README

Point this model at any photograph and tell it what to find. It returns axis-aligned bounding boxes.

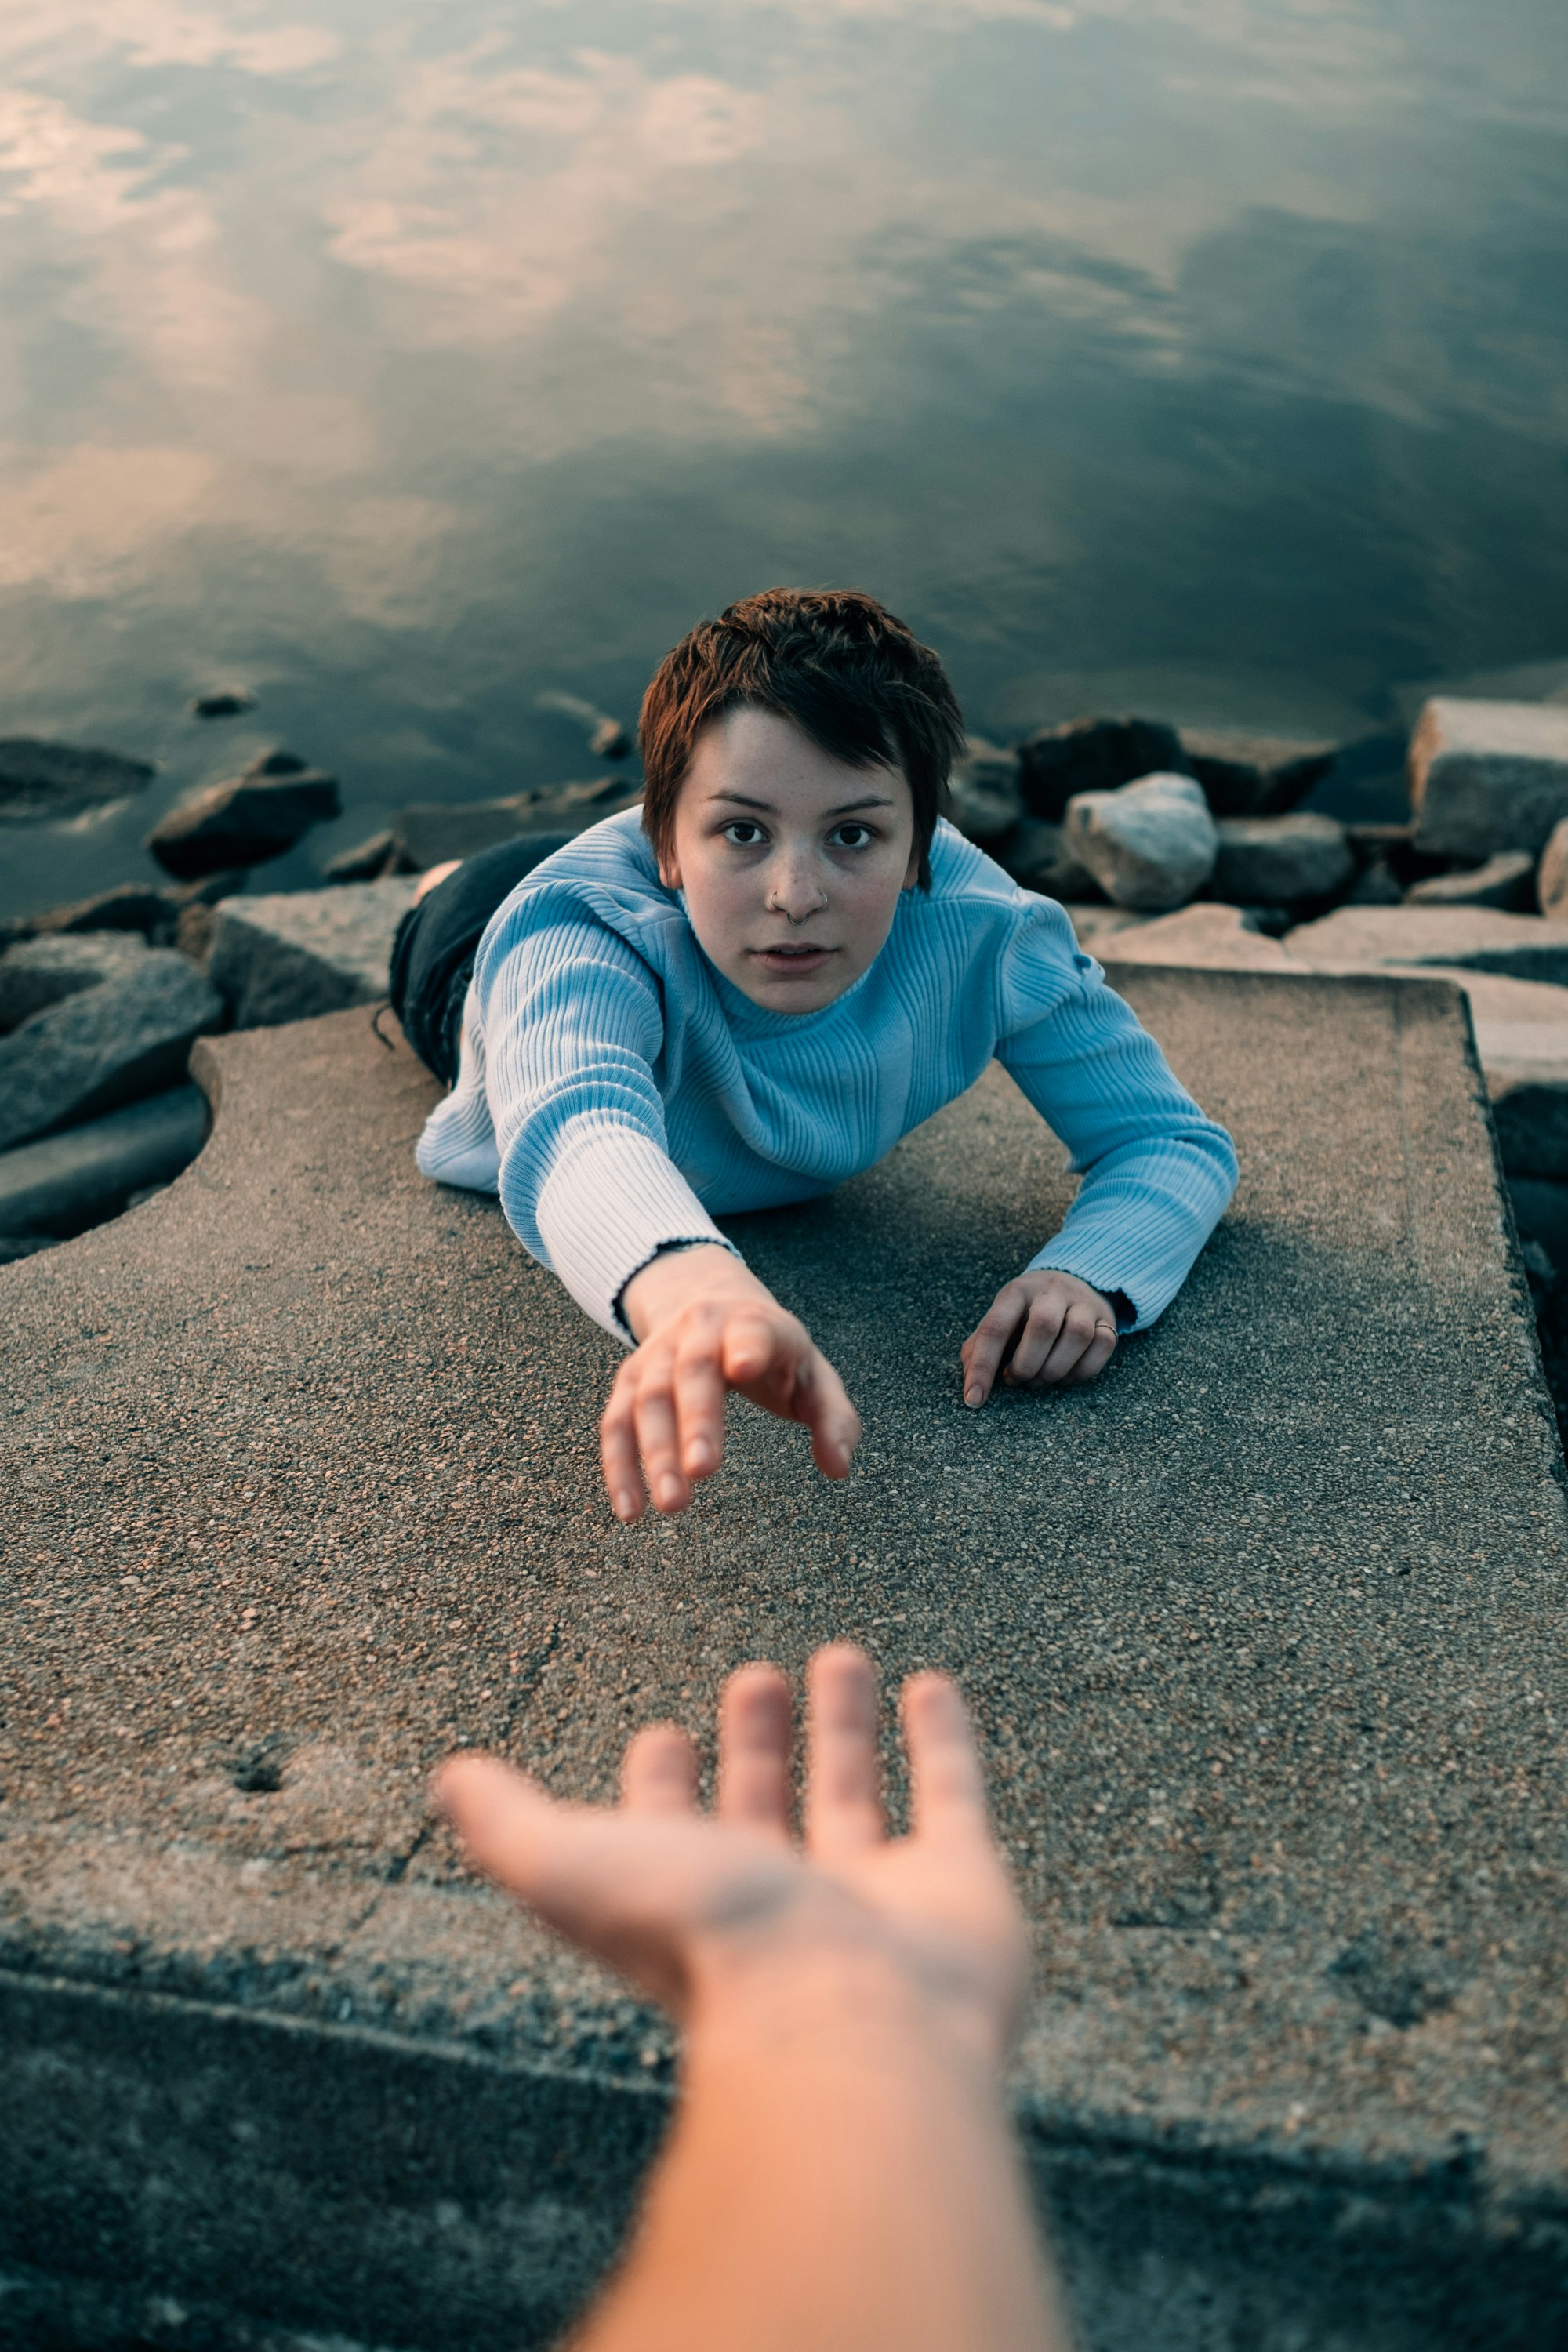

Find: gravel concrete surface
[2,971,1566,2349]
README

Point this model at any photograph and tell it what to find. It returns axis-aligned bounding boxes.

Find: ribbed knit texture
[416,809,1238,1339]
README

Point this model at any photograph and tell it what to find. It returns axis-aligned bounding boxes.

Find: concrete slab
[1286,903,1568,987]
[2,976,1567,2350]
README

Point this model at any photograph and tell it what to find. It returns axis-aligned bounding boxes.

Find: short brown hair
[638,588,965,890]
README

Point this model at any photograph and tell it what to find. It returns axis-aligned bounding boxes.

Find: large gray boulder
[1410,697,1568,860]
[0,1084,208,1238]
[0,953,222,1152]
[1178,728,1338,817]
[207,878,419,1029]
[1210,813,1353,907]
[147,750,341,880]
[1015,715,1189,821]
[1406,849,1537,911]
[0,738,154,822]
[1062,770,1218,910]
[0,931,150,1031]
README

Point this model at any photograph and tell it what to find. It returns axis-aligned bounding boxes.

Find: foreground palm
[437,1645,1027,2070]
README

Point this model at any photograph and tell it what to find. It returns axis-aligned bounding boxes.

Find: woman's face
[661,705,919,1014]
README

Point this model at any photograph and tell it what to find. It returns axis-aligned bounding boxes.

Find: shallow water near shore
[2,0,1566,916]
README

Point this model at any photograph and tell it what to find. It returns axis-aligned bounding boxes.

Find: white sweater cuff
[532,1124,738,1340]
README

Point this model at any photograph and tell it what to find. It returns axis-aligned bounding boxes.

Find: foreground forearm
[572,1954,1065,2352]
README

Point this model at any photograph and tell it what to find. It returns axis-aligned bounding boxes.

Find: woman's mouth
[750,942,836,975]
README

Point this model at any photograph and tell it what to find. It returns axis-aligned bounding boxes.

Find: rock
[1508,1177,1568,1267]
[391,779,639,871]
[1341,857,1406,907]
[1537,817,1568,920]
[1405,850,1537,911]
[946,737,1024,846]
[1410,697,1568,860]
[147,750,342,879]
[1178,729,1338,818]
[0,932,151,1031]
[0,1231,55,1262]
[0,954,222,1152]
[1097,902,1294,971]
[1210,814,1354,908]
[1062,771,1218,911]
[1003,819,1099,900]
[30,884,172,939]
[0,738,155,822]
[590,719,632,762]
[0,1084,208,1239]
[207,879,419,1029]
[189,689,256,719]
[325,830,404,884]
[1015,716,1190,822]
[1285,905,1568,990]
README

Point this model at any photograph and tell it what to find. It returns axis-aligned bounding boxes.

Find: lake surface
[3,0,1566,913]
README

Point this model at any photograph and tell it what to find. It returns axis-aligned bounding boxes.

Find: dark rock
[0,933,150,1032]
[1001,819,1099,901]
[1210,815,1354,909]
[31,884,171,939]
[0,739,155,822]
[1063,772,1218,910]
[391,779,639,872]
[1179,729,1338,818]
[0,955,223,1152]
[1015,716,1190,822]
[325,831,403,884]
[946,737,1023,846]
[189,690,256,719]
[0,1084,208,1240]
[1327,1926,1465,2031]
[1537,817,1568,920]
[1508,1178,1568,1269]
[1405,850,1537,912]
[0,1232,56,1264]
[590,720,632,763]
[147,752,341,880]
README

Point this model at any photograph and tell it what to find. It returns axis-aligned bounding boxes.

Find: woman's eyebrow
[705,789,897,815]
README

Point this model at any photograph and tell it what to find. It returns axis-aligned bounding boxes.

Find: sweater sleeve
[993,901,1238,1330]
[473,896,739,1338]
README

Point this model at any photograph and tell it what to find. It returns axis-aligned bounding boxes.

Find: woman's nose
[764,855,828,920]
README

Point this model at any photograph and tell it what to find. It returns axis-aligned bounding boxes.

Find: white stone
[1062,771,1218,911]
[1410,697,1568,860]
[208,879,420,1029]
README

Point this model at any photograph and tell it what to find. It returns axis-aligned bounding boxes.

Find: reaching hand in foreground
[960,1267,1119,1409]
[437,1649,1062,2352]
[603,1243,862,1523]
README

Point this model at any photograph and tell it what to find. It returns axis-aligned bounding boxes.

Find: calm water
[3,0,1566,913]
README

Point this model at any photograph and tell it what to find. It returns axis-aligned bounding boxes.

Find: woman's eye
[832,823,873,849]
[723,822,766,847]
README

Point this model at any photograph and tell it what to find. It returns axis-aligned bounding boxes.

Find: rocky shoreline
[5,689,1568,1421]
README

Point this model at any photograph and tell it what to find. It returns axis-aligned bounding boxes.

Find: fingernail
[687,1441,713,1472]
[657,1479,682,1508]
[965,1384,983,1407]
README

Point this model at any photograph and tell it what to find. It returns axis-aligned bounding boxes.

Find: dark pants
[388,833,574,1084]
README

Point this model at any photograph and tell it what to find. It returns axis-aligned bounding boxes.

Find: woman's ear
[658,850,682,891]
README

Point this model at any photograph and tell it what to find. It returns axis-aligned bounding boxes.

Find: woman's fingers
[622,1722,699,1813]
[960,1284,1028,1407]
[435,1751,566,1903]
[718,1663,794,1837]
[805,1644,884,1858]
[795,1349,862,1478]
[672,1330,730,1483]
[901,1672,990,1849]
[600,1373,648,1523]
[1068,1322,1118,1384]
[1007,1293,1073,1384]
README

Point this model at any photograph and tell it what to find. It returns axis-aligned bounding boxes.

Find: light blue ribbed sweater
[416,808,1237,1338]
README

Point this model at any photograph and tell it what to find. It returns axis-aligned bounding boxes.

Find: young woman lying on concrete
[393,589,1236,1523]
[437,1643,1070,2352]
